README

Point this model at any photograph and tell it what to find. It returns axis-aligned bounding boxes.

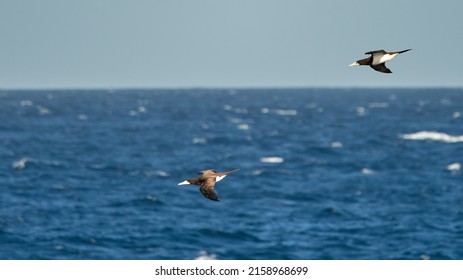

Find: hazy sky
[1,0,462,89]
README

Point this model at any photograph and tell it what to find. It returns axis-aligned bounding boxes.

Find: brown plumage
[178,169,239,201]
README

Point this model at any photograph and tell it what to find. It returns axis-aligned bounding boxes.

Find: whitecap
[420,254,431,260]
[37,106,51,115]
[399,131,463,143]
[275,109,297,116]
[138,106,147,113]
[252,170,264,175]
[192,137,207,144]
[453,112,461,119]
[12,157,32,169]
[260,157,284,164]
[223,104,232,111]
[155,171,170,177]
[361,168,374,175]
[261,108,297,116]
[356,106,366,116]
[194,250,218,260]
[144,170,169,177]
[20,100,33,106]
[331,141,343,148]
[237,123,250,130]
[261,107,269,114]
[447,163,460,174]
[146,194,157,202]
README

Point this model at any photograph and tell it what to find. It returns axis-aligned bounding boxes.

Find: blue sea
[1,88,462,260]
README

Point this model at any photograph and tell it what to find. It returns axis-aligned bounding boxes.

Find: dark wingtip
[399,49,412,54]
[365,49,386,55]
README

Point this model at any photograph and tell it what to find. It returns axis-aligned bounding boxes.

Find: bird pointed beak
[349,62,359,67]
[178,180,190,185]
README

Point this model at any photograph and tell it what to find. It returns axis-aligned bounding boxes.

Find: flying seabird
[349,49,411,73]
[178,169,239,201]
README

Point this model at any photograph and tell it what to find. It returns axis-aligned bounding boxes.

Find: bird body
[349,49,411,73]
[178,169,239,201]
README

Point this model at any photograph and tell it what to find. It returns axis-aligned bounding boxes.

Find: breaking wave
[260,157,284,163]
[399,131,463,143]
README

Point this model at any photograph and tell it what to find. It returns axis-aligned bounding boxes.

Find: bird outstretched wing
[370,63,392,73]
[215,169,240,177]
[365,50,386,55]
[200,178,219,201]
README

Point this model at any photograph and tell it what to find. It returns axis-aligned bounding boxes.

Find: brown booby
[178,169,239,201]
[349,49,411,73]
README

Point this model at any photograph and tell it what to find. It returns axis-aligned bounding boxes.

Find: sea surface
[1,88,462,260]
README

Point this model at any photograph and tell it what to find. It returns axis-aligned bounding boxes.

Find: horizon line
[1,85,462,91]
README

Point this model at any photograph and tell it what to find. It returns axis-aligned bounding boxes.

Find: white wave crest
[12,157,32,169]
[331,141,343,148]
[194,250,218,260]
[11,157,30,169]
[447,163,461,174]
[192,137,207,144]
[20,100,33,106]
[237,123,250,130]
[260,108,297,116]
[37,106,51,115]
[399,131,463,143]
[275,109,297,116]
[356,106,366,116]
[361,168,374,175]
[260,157,284,164]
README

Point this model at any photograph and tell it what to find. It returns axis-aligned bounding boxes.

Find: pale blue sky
[1,0,462,89]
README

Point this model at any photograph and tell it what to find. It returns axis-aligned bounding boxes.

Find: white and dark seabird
[349,49,411,73]
[178,169,239,201]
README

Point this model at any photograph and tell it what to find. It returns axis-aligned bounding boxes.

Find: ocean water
[1,88,462,260]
